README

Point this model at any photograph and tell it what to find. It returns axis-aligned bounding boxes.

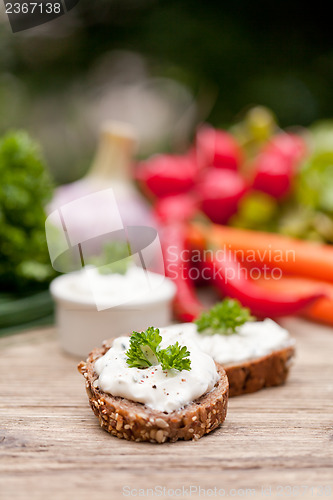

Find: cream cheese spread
[163,319,295,365]
[94,326,219,413]
[51,264,175,309]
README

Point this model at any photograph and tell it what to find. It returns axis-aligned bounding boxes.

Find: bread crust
[78,342,229,443]
[224,345,295,397]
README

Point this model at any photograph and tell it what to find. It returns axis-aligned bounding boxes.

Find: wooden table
[1,318,333,500]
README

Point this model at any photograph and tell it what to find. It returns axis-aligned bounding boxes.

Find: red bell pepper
[202,250,326,318]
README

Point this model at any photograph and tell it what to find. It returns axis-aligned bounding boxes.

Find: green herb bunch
[125,327,191,371]
[0,131,54,291]
[195,298,254,335]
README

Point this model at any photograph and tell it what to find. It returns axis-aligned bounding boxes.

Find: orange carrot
[190,223,333,283]
[186,223,206,251]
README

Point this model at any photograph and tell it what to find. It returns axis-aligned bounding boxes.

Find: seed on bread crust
[78,345,229,443]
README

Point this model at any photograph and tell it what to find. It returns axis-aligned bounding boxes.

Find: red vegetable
[252,132,307,199]
[255,274,333,326]
[160,223,204,322]
[202,250,326,318]
[153,193,199,225]
[196,125,243,170]
[136,154,197,199]
[196,169,248,224]
[252,152,293,199]
[264,132,307,169]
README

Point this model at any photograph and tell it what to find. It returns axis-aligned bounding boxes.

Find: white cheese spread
[51,264,175,309]
[94,326,219,413]
[162,319,295,365]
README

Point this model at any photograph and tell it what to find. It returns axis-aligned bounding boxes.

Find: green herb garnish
[125,327,162,369]
[87,241,132,275]
[158,342,191,371]
[195,298,254,335]
[125,327,191,371]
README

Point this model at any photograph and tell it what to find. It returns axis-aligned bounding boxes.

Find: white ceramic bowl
[50,267,176,358]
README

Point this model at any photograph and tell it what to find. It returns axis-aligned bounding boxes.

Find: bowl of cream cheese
[50,265,176,357]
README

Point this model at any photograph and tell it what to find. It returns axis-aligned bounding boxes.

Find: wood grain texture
[1,318,333,500]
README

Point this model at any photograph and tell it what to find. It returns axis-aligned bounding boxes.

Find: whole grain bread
[78,341,229,443]
[224,345,295,397]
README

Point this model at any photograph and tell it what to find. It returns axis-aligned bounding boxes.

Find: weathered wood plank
[1,318,333,499]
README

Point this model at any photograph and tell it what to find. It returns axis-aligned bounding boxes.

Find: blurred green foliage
[0,131,55,291]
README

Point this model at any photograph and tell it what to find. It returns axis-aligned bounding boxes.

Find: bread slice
[224,345,295,397]
[78,340,229,443]
[161,321,295,398]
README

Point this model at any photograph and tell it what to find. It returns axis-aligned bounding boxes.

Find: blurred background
[1,0,333,333]
[1,0,333,182]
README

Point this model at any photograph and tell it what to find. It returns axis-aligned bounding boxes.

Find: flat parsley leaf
[195,298,254,335]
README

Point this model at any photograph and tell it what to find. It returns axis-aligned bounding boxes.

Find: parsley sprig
[125,327,162,369]
[125,327,191,371]
[88,241,132,275]
[195,298,254,335]
[158,342,191,371]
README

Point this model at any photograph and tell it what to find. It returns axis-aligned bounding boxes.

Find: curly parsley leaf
[195,298,254,335]
[158,342,191,371]
[125,327,162,368]
[125,327,191,371]
[87,241,132,275]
